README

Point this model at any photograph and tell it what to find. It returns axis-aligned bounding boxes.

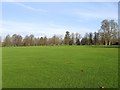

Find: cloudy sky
[1,2,118,38]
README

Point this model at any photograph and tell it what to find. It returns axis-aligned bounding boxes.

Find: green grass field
[2,46,118,88]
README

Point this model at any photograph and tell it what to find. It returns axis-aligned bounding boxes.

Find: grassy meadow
[2,46,118,88]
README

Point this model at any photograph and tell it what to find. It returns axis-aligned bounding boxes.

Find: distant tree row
[1,19,119,47]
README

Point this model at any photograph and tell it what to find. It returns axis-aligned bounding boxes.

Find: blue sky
[1,2,118,38]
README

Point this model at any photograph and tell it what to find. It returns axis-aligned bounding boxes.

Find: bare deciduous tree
[99,19,118,45]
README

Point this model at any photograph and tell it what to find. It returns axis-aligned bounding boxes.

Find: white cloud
[67,3,118,21]
[76,11,117,20]
[14,2,48,12]
[1,20,93,38]
[1,20,71,38]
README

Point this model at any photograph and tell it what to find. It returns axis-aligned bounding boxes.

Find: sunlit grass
[2,46,118,88]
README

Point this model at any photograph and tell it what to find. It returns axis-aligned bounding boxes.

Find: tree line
[2,19,119,47]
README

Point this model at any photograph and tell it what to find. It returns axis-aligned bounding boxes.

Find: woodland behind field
[1,19,119,47]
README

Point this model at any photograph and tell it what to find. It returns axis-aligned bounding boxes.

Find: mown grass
[2,46,118,88]
[0,47,2,89]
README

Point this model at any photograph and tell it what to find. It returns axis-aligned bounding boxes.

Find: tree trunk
[105,41,108,45]
[109,41,111,46]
